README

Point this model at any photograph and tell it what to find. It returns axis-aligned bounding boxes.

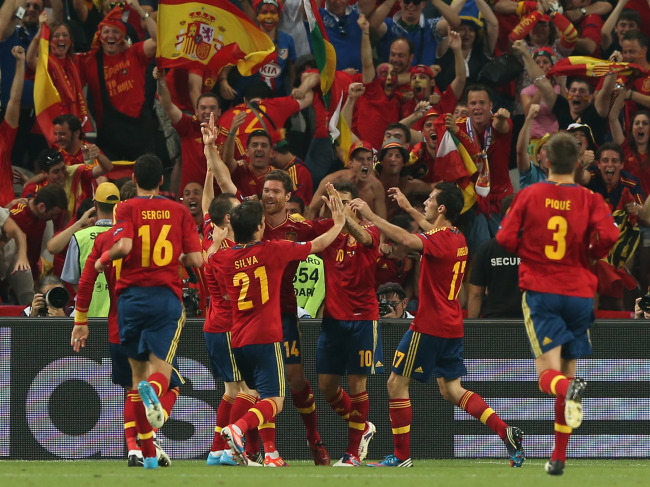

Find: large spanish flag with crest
[157,0,276,75]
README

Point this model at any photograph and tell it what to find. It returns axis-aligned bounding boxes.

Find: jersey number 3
[545,215,567,260]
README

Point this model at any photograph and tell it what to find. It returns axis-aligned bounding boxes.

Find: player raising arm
[350,182,525,468]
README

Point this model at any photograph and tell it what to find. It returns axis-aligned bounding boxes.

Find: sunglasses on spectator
[403,0,424,5]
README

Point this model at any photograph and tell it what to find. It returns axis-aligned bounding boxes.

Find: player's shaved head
[546,133,579,175]
[230,200,264,243]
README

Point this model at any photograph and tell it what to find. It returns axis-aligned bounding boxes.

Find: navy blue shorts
[232,343,286,399]
[281,313,303,365]
[204,331,242,383]
[109,343,183,389]
[522,290,594,359]
[118,286,184,364]
[391,329,467,382]
[316,317,384,376]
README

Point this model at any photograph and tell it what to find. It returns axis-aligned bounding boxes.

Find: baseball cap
[567,123,598,150]
[94,182,120,204]
[348,140,374,161]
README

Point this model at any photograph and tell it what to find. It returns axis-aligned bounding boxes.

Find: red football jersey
[0,120,17,207]
[79,43,150,124]
[211,239,312,347]
[412,227,468,338]
[263,213,316,314]
[497,181,619,298]
[231,162,271,198]
[311,219,380,320]
[112,196,202,300]
[76,230,120,343]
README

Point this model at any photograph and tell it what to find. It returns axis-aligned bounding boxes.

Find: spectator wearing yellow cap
[61,182,120,317]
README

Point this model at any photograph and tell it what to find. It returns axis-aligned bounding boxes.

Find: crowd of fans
[2,0,650,317]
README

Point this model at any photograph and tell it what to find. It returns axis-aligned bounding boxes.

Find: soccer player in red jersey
[310,181,383,467]
[95,154,203,469]
[350,182,526,468]
[213,188,345,467]
[497,133,619,476]
[261,169,329,465]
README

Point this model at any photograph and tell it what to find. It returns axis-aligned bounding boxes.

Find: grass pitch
[0,459,647,487]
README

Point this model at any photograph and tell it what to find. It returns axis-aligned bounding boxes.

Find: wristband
[228,131,237,136]
[534,74,546,83]
[99,250,111,267]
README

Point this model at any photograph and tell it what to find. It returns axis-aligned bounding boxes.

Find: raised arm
[223,111,246,172]
[349,197,424,251]
[609,88,626,146]
[475,0,498,56]
[512,40,559,109]
[448,29,466,100]
[46,206,96,254]
[0,0,22,42]
[594,72,616,118]
[433,0,461,33]
[26,11,47,72]
[601,0,629,52]
[358,14,375,85]
[368,0,394,35]
[516,104,538,174]
[203,112,238,195]
[90,146,113,177]
[389,187,433,231]
[341,82,364,144]
[309,184,346,253]
[5,46,26,128]
[153,67,182,124]
[128,0,157,57]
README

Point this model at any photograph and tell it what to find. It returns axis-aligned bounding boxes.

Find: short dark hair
[76,198,94,220]
[619,9,642,28]
[34,183,68,211]
[52,113,82,134]
[596,142,625,163]
[133,154,163,190]
[37,149,64,173]
[567,77,594,94]
[230,200,264,243]
[247,130,272,148]
[546,132,579,174]
[119,180,137,201]
[622,29,648,49]
[389,213,414,232]
[391,36,415,56]
[288,195,305,214]
[384,122,411,144]
[434,181,464,224]
[377,282,407,301]
[209,193,239,226]
[264,169,293,194]
[243,81,273,101]
[466,84,493,101]
[333,180,359,199]
[197,91,220,108]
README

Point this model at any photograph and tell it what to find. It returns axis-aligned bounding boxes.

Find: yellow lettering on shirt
[457,246,468,257]
[544,198,571,211]
[141,210,171,220]
[234,256,259,270]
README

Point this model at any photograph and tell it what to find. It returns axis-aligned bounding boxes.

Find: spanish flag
[435,128,477,214]
[34,23,64,147]
[303,0,336,106]
[157,0,276,75]
[547,57,648,78]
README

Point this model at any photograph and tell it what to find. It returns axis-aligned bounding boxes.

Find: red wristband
[100,250,111,267]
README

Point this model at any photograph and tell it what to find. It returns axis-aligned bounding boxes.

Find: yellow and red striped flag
[34,23,63,147]
[157,0,276,75]
[547,57,648,78]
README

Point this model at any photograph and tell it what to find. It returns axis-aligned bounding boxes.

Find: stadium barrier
[1,318,648,460]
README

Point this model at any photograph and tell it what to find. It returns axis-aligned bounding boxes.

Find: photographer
[23,275,72,317]
[634,295,650,320]
[377,282,414,320]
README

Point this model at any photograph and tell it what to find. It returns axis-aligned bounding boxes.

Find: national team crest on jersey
[285,231,297,242]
